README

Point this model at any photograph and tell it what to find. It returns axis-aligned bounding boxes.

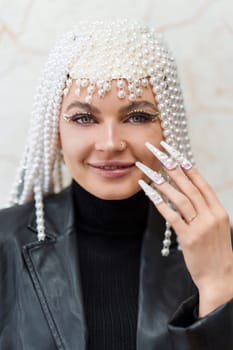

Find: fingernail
[138,179,163,204]
[145,142,177,170]
[160,141,192,170]
[135,161,165,185]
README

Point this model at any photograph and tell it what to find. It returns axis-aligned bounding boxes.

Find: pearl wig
[8,19,194,249]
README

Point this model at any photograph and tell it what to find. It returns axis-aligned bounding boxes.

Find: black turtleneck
[72,180,150,350]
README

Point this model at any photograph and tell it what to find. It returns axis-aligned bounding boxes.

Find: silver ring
[187,214,197,223]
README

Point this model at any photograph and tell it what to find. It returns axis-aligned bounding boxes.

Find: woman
[0,19,232,350]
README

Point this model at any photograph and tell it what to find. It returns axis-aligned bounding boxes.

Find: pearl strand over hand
[7,19,194,254]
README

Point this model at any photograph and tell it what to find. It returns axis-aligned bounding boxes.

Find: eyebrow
[65,100,158,114]
[118,101,158,114]
[65,101,100,114]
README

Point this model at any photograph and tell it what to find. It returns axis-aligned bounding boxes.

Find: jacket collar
[23,185,194,350]
[27,186,75,240]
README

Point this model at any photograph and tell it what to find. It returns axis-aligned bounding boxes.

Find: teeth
[100,166,125,170]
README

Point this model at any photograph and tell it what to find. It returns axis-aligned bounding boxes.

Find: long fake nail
[135,161,165,185]
[138,179,163,205]
[160,141,192,170]
[145,142,177,170]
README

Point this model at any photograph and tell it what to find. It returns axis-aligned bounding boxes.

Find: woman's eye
[126,113,156,124]
[71,114,95,125]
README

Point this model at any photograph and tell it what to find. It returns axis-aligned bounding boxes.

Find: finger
[160,141,226,212]
[138,179,187,234]
[158,141,230,228]
[135,161,197,223]
[145,141,208,212]
[164,166,207,212]
[182,167,232,233]
[182,167,224,209]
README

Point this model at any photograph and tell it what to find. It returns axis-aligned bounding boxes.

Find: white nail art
[138,179,163,204]
[145,142,177,170]
[160,141,192,170]
[135,161,165,185]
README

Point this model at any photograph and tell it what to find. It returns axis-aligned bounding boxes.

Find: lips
[95,165,132,170]
[89,162,135,169]
[88,161,135,178]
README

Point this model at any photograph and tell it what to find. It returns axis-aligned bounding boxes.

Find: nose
[94,123,126,152]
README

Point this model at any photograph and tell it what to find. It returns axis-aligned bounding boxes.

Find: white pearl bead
[135,88,142,97]
[155,94,163,102]
[161,248,169,257]
[128,84,135,92]
[141,78,148,87]
[148,67,155,75]
[163,238,171,247]
[152,85,160,94]
[81,79,88,87]
[118,90,126,99]
[87,85,95,94]
[161,120,168,128]
[160,112,167,120]
[165,230,172,238]
[117,79,125,89]
[157,103,165,111]
[163,129,170,137]
[128,93,136,101]
[98,88,105,97]
[85,95,92,103]
[149,77,156,85]
[103,81,111,91]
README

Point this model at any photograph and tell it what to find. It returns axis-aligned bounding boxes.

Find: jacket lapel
[22,185,195,350]
[22,186,87,350]
[136,203,195,349]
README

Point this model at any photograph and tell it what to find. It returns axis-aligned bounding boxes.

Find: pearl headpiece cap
[62,19,176,104]
[69,19,166,81]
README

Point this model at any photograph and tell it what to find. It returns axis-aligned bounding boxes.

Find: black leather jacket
[0,185,232,350]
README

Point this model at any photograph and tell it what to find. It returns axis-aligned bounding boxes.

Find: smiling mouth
[91,165,134,170]
[88,163,135,178]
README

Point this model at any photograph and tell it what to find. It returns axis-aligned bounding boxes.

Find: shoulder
[0,185,72,243]
[0,201,34,233]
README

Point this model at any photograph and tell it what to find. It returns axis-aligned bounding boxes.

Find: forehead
[62,79,157,114]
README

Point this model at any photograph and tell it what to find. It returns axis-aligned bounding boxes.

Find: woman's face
[59,80,164,199]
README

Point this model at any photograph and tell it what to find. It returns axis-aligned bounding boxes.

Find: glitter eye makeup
[63,110,160,125]
[63,112,94,124]
[126,110,160,123]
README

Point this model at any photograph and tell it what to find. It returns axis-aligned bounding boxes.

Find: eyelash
[65,111,159,126]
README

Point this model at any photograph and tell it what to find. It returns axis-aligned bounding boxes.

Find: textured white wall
[1,0,233,219]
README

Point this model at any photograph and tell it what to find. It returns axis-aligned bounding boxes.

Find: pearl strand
[34,178,46,241]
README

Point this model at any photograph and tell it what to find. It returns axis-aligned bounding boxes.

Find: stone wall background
[0,0,233,219]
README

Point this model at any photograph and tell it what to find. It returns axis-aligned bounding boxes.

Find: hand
[137,140,233,318]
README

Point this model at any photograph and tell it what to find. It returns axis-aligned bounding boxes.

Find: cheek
[133,122,163,143]
[59,122,91,164]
